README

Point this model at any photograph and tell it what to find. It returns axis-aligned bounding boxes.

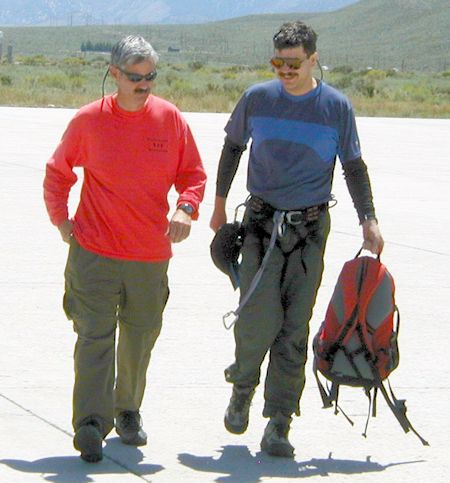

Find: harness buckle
[285,210,305,225]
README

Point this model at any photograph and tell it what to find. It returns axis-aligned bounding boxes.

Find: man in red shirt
[44,35,206,462]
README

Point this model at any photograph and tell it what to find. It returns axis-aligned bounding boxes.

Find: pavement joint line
[0,161,45,171]
[332,230,450,257]
[0,392,153,480]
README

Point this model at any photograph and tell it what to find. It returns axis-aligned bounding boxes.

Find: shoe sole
[260,438,294,458]
[224,415,248,435]
[73,425,103,463]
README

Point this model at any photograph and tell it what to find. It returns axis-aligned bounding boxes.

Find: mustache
[135,87,151,94]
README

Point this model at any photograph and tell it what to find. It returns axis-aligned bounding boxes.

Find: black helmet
[210,221,245,290]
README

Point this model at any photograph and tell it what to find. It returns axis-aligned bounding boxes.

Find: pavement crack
[0,392,154,481]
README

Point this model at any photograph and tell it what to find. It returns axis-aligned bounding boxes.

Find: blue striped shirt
[225,80,361,209]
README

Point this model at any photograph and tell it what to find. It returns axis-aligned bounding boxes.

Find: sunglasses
[118,66,158,82]
[270,57,308,70]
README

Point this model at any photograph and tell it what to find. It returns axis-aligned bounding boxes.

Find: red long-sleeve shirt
[44,94,206,261]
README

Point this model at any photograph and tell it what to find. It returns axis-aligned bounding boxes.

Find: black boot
[73,418,103,463]
[116,410,147,446]
[260,411,295,457]
[224,385,255,434]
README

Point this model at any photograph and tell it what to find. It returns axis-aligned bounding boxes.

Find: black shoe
[224,385,255,434]
[73,421,103,463]
[260,412,295,458]
[116,410,147,446]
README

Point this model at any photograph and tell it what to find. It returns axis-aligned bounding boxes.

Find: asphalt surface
[0,106,449,482]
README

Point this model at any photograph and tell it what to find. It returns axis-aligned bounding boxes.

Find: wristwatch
[178,203,194,216]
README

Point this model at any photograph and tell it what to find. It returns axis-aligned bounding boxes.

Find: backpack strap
[379,380,429,446]
[313,358,335,409]
[362,388,374,438]
[313,360,355,426]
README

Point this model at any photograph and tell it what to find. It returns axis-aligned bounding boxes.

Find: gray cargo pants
[63,238,169,436]
[225,205,330,417]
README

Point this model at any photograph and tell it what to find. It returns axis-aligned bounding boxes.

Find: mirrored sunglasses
[118,67,158,82]
[270,57,307,70]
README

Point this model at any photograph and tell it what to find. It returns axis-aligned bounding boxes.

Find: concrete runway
[0,106,449,482]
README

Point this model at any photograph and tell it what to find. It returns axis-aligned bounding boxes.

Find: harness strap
[222,210,284,330]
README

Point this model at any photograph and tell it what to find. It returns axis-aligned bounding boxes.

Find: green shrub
[63,57,87,66]
[224,65,249,73]
[0,74,12,86]
[257,70,275,80]
[188,61,204,71]
[253,64,268,71]
[70,76,85,89]
[206,83,221,92]
[36,73,68,89]
[331,65,353,74]
[165,71,181,86]
[329,74,353,90]
[353,77,376,97]
[366,69,387,81]
[222,72,237,80]
[17,55,50,66]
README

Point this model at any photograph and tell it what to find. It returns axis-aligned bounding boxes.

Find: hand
[58,219,73,244]
[167,209,192,243]
[209,196,227,232]
[210,210,227,233]
[362,219,384,255]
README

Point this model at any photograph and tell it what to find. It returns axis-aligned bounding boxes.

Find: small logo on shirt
[147,138,169,152]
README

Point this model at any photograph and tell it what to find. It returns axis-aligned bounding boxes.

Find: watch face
[180,204,194,215]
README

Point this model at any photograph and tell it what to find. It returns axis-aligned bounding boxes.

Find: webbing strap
[222,210,284,330]
[379,381,429,446]
[362,389,373,438]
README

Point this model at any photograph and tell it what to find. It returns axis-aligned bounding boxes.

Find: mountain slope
[0,0,448,72]
[0,0,357,26]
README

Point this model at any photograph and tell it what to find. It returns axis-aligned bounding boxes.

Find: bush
[36,73,68,89]
[366,69,387,81]
[224,65,249,73]
[81,41,113,53]
[331,65,353,74]
[17,55,50,66]
[188,61,204,71]
[222,72,237,80]
[329,75,353,90]
[0,74,12,86]
[63,57,87,66]
[353,77,376,97]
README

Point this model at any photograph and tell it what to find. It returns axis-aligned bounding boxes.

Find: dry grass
[1,59,449,118]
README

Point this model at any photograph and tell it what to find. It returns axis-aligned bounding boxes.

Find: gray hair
[111,35,159,68]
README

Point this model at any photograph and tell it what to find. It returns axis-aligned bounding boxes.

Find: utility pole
[7,44,13,64]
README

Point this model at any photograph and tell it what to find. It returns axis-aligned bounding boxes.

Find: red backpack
[313,251,428,445]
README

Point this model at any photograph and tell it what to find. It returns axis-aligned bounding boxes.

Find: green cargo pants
[225,207,330,417]
[63,238,169,436]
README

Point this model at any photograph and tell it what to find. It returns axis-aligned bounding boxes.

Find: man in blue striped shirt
[210,21,383,457]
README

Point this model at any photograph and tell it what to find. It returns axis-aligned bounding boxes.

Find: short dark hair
[273,21,318,56]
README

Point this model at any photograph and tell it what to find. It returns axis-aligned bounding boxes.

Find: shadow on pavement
[178,445,425,482]
[0,438,164,483]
